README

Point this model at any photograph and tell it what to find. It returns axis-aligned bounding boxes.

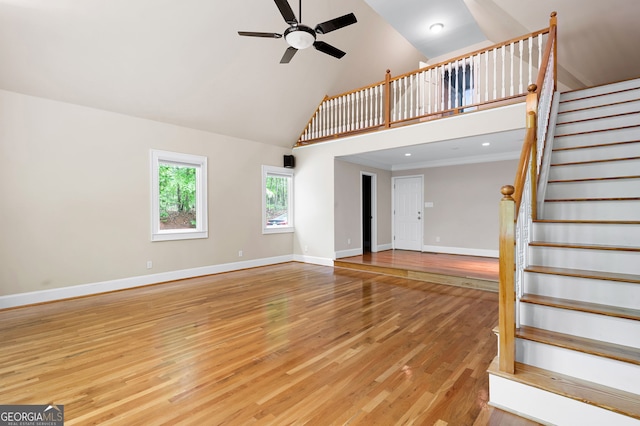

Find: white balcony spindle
[492,49,497,100]
[501,46,506,98]
[509,42,514,96]
[519,40,523,94]
[528,36,533,85]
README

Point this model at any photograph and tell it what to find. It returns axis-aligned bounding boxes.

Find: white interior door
[393,176,423,251]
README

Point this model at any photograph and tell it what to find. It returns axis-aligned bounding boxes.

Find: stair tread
[554,124,640,139]
[525,265,640,284]
[529,241,640,251]
[556,110,640,127]
[534,220,640,224]
[520,293,640,321]
[553,139,640,152]
[561,85,640,104]
[551,155,640,166]
[545,196,640,202]
[517,325,640,365]
[488,357,640,419]
[548,175,640,183]
[558,98,640,115]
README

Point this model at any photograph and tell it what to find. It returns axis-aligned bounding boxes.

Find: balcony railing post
[384,69,391,128]
[550,12,558,91]
[526,85,538,220]
[498,185,516,374]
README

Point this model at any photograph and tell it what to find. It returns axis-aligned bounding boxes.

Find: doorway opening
[361,172,377,253]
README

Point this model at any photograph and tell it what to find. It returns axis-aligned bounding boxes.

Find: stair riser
[516,339,640,394]
[555,113,640,136]
[519,302,640,347]
[549,159,640,180]
[546,179,640,199]
[488,374,640,426]
[561,79,640,101]
[529,246,640,275]
[524,272,640,310]
[559,89,640,113]
[553,126,640,149]
[541,200,640,221]
[551,142,640,164]
[532,222,640,247]
[558,99,640,123]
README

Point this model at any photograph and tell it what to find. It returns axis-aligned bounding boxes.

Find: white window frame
[151,149,208,242]
[262,165,294,234]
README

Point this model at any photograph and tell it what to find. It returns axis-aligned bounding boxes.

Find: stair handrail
[497,12,558,374]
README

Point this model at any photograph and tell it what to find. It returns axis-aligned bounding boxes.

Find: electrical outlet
[347,238,351,245]
[304,245,308,253]
[146,260,153,269]
[435,236,441,242]
[238,250,243,257]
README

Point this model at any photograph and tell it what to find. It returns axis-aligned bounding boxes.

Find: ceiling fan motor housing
[284,25,316,50]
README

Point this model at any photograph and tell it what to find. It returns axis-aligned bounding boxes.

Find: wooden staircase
[489,78,640,425]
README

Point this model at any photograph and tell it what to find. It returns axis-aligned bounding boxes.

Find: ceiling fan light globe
[284,26,316,49]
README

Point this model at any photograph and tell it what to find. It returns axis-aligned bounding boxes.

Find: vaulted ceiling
[1,0,638,149]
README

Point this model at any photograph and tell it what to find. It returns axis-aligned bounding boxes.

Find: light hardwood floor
[0,262,537,425]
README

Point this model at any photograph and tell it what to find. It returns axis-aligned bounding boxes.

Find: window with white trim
[151,149,208,241]
[262,165,293,234]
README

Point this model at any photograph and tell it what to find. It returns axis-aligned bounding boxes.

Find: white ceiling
[1,0,639,163]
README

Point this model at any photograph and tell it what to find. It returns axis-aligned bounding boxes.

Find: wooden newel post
[384,69,391,128]
[498,184,516,374]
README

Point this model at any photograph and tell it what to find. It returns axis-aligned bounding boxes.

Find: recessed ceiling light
[482,142,491,146]
[430,23,444,33]
[404,153,412,157]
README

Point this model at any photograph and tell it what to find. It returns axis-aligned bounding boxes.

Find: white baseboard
[0,255,294,310]
[292,254,334,267]
[422,245,498,258]
[335,248,363,259]
[376,243,393,252]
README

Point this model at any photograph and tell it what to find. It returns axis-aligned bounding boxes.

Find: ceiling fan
[238,0,357,64]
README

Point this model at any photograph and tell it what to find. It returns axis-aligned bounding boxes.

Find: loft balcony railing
[296,14,556,147]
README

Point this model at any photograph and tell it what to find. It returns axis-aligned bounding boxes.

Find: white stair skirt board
[553,126,640,149]
[546,178,640,199]
[532,222,640,246]
[516,338,640,394]
[555,113,640,136]
[551,142,640,163]
[529,246,640,275]
[561,78,640,101]
[488,374,640,426]
[559,89,640,114]
[523,272,640,310]
[519,303,640,348]
[548,159,640,181]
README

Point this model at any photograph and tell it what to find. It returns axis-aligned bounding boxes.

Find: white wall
[394,159,518,257]
[334,160,392,255]
[293,102,527,263]
[0,90,292,301]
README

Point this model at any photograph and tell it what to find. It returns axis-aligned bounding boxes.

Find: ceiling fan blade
[274,0,297,25]
[315,13,357,34]
[313,41,346,59]
[238,31,282,38]
[280,46,298,64]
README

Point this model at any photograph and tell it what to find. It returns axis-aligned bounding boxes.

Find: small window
[151,149,208,241]
[262,165,294,234]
